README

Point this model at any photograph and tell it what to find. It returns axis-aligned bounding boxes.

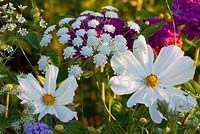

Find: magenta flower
[172,0,200,40]
[144,17,183,55]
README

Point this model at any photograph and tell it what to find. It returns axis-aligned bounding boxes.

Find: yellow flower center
[42,93,55,105]
[145,74,158,87]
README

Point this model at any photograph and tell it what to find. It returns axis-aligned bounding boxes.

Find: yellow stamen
[42,93,55,105]
[145,74,158,87]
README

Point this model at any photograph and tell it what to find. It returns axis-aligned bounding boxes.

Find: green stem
[17,41,37,76]
[100,66,116,122]
[5,91,10,118]
[165,0,177,45]
[194,46,199,70]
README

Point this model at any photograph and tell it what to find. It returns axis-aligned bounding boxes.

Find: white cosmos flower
[17,65,78,122]
[109,35,196,123]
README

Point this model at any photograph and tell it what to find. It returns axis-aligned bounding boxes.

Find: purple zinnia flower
[172,0,200,40]
[24,122,53,134]
[144,17,183,55]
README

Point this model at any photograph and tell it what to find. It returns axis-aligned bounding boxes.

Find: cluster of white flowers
[40,6,139,67]
[11,115,36,130]
[68,64,83,80]
[0,2,29,36]
[0,104,6,114]
[37,55,50,72]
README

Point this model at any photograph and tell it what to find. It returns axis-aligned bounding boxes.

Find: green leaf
[142,22,164,37]
[63,120,89,134]
[24,32,40,49]
[82,70,94,79]
[182,80,200,94]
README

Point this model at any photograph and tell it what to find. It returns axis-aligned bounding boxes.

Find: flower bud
[31,7,40,21]
[139,117,147,124]
[54,124,64,131]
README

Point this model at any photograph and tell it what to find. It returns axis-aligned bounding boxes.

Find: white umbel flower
[72,36,83,47]
[17,28,28,36]
[59,17,75,27]
[17,65,78,122]
[115,42,128,53]
[109,35,196,123]
[80,10,93,15]
[101,6,119,11]
[88,19,99,28]
[0,104,6,114]
[91,12,104,17]
[16,14,26,23]
[105,11,118,18]
[103,24,115,33]
[18,4,27,10]
[87,29,97,36]
[76,29,86,37]
[6,23,17,31]
[93,53,107,67]
[56,27,69,37]
[44,25,56,35]
[98,44,110,55]
[71,21,81,29]
[58,34,70,44]
[40,34,52,47]
[68,65,83,80]
[80,46,93,58]
[87,36,99,48]
[114,35,127,45]
[37,55,50,72]
[63,47,76,59]
[100,33,111,43]
[127,21,140,33]
[76,16,87,21]
[39,19,47,28]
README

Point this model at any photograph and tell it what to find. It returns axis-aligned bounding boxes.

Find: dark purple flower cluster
[172,0,200,40]
[24,122,53,134]
[145,17,183,55]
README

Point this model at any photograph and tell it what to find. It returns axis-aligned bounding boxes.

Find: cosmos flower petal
[158,56,194,86]
[54,105,78,122]
[38,106,58,121]
[149,101,166,124]
[38,107,48,121]
[164,86,196,112]
[44,65,58,94]
[109,75,143,95]
[133,35,154,73]
[153,45,184,75]
[32,101,46,114]
[18,74,44,102]
[154,87,170,103]
[111,50,146,77]
[127,87,157,107]
[55,76,78,105]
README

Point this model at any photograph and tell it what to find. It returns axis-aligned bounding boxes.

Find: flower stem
[100,66,116,124]
[5,91,10,118]
[193,46,199,70]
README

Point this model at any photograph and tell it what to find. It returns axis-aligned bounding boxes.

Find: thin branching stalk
[165,0,177,45]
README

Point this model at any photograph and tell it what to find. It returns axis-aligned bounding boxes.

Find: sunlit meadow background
[0,0,199,134]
